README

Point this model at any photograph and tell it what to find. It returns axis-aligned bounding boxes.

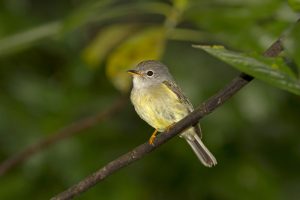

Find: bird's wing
[162,80,193,111]
[163,80,202,138]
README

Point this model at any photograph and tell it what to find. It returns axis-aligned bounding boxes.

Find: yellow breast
[131,83,189,131]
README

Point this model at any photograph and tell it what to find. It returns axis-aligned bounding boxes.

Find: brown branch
[0,96,128,177]
[50,37,283,200]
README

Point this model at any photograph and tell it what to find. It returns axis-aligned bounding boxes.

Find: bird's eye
[146,70,154,76]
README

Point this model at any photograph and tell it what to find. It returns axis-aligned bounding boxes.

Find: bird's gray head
[127,60,173,89]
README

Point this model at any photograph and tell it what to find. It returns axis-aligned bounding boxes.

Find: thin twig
[0,96,128,176]
[51,37,283,200]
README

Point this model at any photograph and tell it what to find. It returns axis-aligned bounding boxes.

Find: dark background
[0,0,300,199]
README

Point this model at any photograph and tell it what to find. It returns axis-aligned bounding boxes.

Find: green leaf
[194,45,300,95]
[288,0,300,12]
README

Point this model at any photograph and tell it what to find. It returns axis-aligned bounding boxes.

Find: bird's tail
[181,130,217,167]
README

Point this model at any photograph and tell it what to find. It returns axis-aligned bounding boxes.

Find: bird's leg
[149,129,158,145]
[148,123,176,145]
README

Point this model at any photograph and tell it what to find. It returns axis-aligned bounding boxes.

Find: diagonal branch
[0,96,128,177]
[50,37,283,200]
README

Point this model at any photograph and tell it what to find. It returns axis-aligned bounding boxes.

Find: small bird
[127,60,217,167]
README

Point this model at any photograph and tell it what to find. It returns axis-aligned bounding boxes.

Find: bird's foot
[149,129,158,145]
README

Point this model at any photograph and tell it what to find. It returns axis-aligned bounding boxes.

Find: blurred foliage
[106,26,166,92]
[0,0,300,200]
[288,0,300,11]
[284,22,300,72]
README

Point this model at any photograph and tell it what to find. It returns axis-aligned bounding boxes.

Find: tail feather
[181,131,217,167]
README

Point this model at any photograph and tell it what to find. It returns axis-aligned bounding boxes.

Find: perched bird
[127,60,217,167]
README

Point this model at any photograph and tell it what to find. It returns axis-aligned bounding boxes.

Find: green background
[0,0,300,199]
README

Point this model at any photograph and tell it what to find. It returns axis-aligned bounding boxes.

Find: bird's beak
[127,69,142,76]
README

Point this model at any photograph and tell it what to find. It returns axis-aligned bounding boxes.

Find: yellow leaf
[106,27,166,93]
[82,24,137,68]
[173,0,188,11]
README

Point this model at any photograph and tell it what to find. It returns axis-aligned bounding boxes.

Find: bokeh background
[0,0,300,199]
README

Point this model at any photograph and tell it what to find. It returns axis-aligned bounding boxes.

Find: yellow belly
[131,83,189,132]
